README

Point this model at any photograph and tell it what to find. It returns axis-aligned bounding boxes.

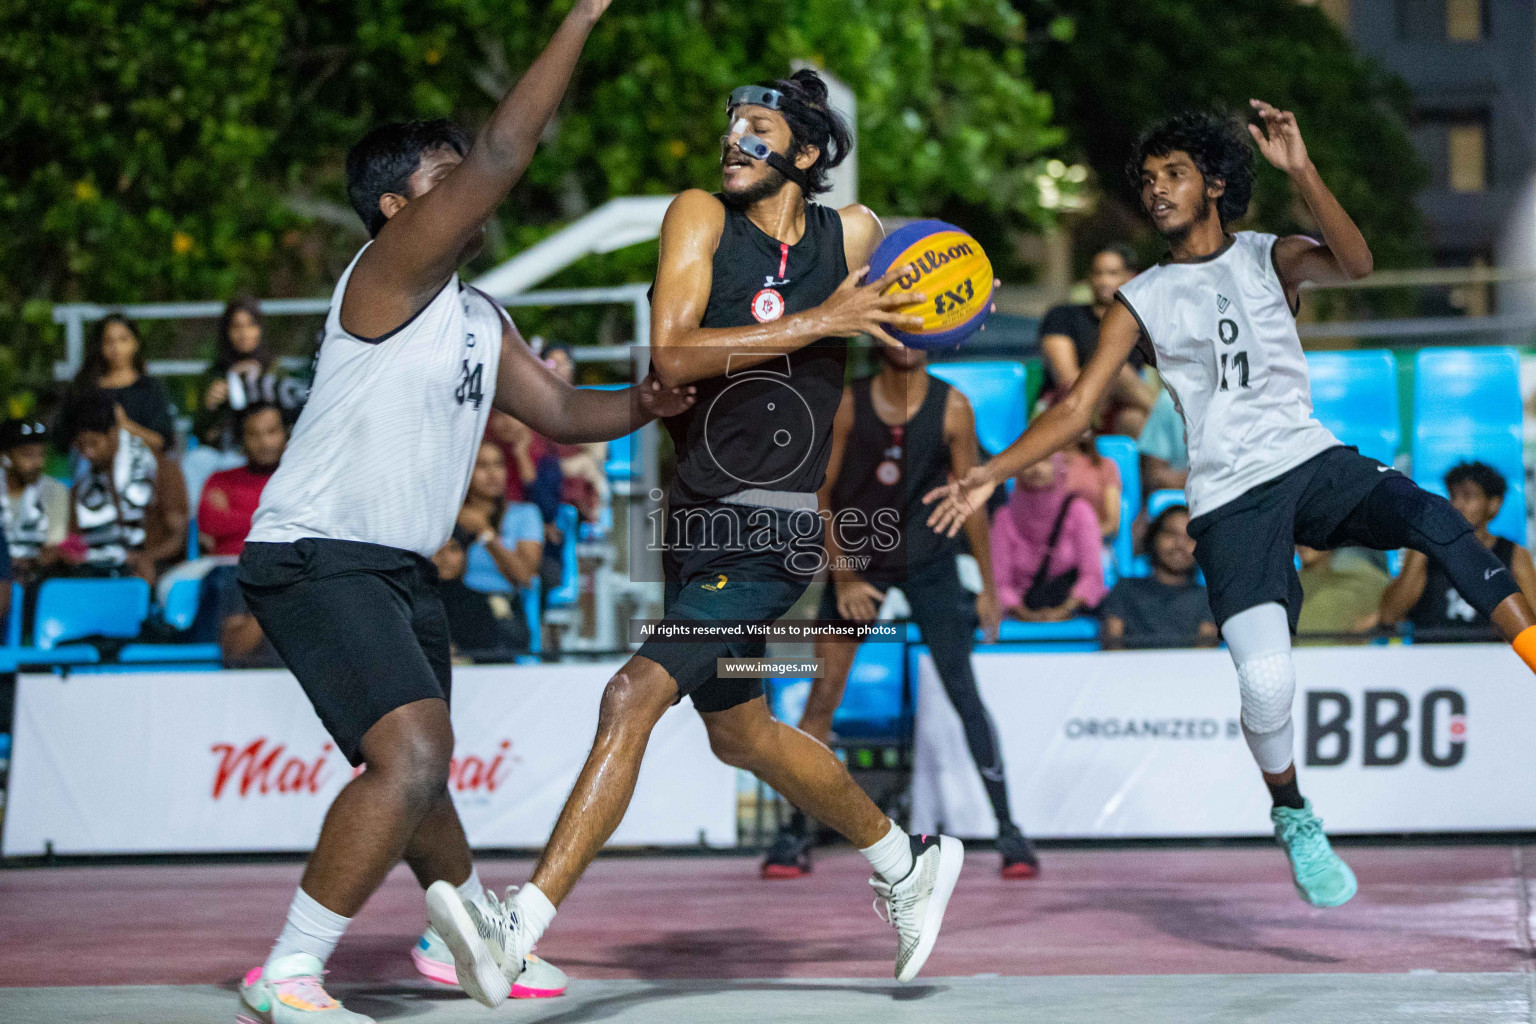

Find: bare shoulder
[666,189,726,227]
[837,203,884,265]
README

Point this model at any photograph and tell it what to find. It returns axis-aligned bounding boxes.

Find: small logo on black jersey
[701,574,728,592]
[1216,294,1231,313]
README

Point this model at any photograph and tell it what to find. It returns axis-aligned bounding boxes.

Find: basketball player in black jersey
[474,70,965,987]
[762,344,1040,880]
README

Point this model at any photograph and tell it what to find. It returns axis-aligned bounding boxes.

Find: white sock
[456,866,489,911]
[266,887,350,970]
[860,820,914,884]
[510,883,558,951]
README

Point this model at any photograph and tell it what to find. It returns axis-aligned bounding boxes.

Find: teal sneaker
[1271,800,1357,908]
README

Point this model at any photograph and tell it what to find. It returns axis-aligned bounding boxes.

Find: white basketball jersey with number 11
[1116,231,1340,519]
[247,242,505,558]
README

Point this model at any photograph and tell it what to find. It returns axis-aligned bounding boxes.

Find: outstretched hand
[1248,99,1311,176]
[922,465,997,539]
[637,372,696,419]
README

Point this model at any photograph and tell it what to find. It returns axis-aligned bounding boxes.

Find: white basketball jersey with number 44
[1117,231,1339,518]
[248,242,505,558]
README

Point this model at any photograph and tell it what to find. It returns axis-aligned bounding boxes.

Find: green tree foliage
[2,0,1065,392]
[0,0,301,389]
[1016,0,1428,273]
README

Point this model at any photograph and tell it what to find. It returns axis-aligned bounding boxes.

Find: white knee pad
[1236,650,1296,773]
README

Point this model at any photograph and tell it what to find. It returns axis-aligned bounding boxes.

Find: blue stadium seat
[1095,435,1140,576]
[994,617,1099,643]
[0,582,21,672]
[1306,350,1400,466]
[583,383,638,481]
[604,430,636,481]
[546,504,580,607]
[768,677,813,725]
[160,577,203,632]
[1412,347,1525,541]
[522,577,543,656]
[929,362,1027,456]
[832,641,907,739]
[34,577,150,650]
[1146,488,1186,519]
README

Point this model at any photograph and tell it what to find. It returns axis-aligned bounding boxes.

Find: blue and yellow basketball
[867,220,993,350]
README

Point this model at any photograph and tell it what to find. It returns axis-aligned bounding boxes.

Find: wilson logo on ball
[867,220,993,350]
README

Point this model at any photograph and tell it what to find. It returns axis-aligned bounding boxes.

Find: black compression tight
[1337,475,1518,618]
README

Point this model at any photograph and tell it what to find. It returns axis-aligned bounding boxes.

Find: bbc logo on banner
[1305,688,1467,769]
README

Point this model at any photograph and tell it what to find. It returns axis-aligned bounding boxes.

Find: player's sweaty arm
[493,321,694,444]
[923,301,1141,538]
[648,192,924,387]
[345,1,611,338]
[1248,99,1374,303]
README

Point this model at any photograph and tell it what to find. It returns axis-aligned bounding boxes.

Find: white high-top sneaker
[425,880,536,1007]
[411,924,567,997]
[236,953,374,1023]
[869,833,965,982]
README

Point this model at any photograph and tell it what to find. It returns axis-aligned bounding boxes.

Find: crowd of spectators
[3,282,1534,671]
[0,300,575,669]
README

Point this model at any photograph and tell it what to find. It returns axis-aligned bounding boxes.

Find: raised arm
[1248,99,1373,304]
[945,388,1002,640]
[648,194,923,387]
[924,300,1142,537]
[343,1,610,338]
[492,319,694,444]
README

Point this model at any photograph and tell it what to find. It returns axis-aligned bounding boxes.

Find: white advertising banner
[3,663,737,856]
[912,644,1536,839]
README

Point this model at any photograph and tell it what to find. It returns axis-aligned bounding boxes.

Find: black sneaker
[998,824,1039,879]
[760,824,813,879]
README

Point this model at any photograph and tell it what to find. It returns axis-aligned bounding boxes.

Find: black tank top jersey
[662,200,849,505]
[1411,535,1516,640]
[830,375,961,582]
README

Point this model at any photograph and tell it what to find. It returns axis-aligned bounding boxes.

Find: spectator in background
[1380,461,1536,641]
[1139,387,1188,494]
[459,440,544,599]
[991,454,1105,622]
[542,345,609,523]
[1038,244,1154,436]
[198,403,287,556]
[1061,433,1122,538]
[1101,504,1216,648]
[1,419,69,584]
[433,525,533,660]
[1296,546,1389,640]
[55,314,176,454]
[67,393,187,584]
[195,299,307,448]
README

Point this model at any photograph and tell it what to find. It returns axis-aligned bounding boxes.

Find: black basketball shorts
[634,502,821,714]
[238,538,452,766]
[1187,445,1406,633]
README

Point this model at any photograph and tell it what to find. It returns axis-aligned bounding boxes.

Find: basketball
[866,219,993,349]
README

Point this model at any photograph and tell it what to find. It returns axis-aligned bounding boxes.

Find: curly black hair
[752,68,852,197]
[1445,461,1507,501]
[1126,111,1254,226]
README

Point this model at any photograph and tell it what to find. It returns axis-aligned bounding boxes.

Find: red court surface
[3,842,1534,988]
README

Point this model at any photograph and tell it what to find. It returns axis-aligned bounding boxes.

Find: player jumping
[423,68,965,990]
[925,103,1536,908]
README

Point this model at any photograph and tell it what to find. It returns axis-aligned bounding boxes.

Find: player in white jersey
[926,103,1536,909]
[231,5,696,1023]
